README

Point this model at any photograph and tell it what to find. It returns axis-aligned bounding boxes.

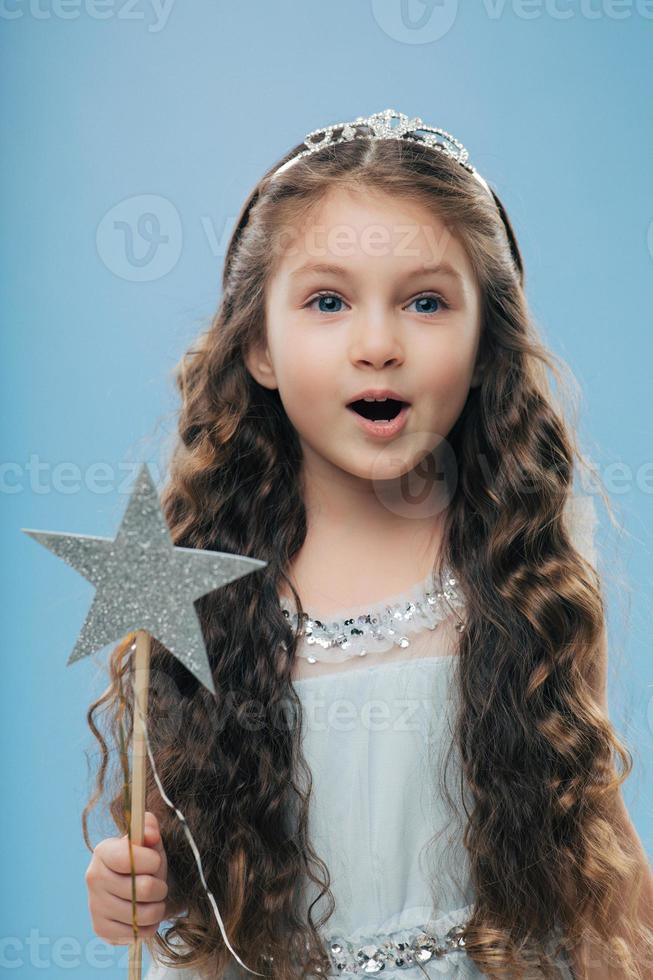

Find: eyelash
[303,290,450,318]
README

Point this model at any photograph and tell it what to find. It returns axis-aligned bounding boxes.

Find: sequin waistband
[323,917,469,975]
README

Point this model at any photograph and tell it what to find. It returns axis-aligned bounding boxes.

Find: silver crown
[271,107,492,197]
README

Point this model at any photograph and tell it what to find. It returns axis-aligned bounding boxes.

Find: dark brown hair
[83,132,652,979]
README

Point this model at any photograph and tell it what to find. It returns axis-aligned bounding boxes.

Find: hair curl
[82,134,652,979]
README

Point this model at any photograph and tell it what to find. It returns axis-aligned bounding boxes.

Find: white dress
[146,495,597,980]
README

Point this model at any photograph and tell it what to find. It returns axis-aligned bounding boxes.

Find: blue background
[2,2,652,975]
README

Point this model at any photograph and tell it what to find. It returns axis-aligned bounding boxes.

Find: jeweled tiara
[270,108,493,198]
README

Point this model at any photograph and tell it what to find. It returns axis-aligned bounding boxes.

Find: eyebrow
[289,261,465,284]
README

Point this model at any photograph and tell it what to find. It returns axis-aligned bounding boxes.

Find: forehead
[272,185,475,283]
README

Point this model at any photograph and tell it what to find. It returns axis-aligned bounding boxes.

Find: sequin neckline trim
[279,565,466,665]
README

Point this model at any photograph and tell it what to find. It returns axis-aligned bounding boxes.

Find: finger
[97,839,164,877]
[142,813,167,864]
[93,913,161,945]
[116,811,161,840]
[99,891,168,929]
[124,812,167,865]
[100,866,169,904]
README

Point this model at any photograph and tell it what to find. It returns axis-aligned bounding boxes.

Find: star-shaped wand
[22,462,267,979]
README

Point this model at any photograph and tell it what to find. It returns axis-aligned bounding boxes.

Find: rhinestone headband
[270,108,492,199]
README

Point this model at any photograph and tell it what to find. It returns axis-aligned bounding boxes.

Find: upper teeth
[363,396,391,402]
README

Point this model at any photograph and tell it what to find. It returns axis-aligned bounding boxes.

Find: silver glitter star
[21,463,266,695]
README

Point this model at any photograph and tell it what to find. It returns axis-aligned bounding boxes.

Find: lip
[346,388,410,404]
[347,402,411,439]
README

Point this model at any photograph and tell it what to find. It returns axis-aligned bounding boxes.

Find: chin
[343,452,414,483]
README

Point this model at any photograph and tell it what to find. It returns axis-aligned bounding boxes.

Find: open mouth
[347,398,409,422]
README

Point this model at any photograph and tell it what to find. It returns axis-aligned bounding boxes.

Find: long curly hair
[82,132,652,979]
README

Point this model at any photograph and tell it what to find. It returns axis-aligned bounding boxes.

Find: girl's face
[246,187,483,487]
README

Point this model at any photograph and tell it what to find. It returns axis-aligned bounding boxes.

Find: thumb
[143,812,166,856]
[143,814,168,880]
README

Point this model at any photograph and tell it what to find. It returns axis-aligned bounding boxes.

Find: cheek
[420,339,477,392]
[273,353,338,429]
[416,341,478,428]
[268,324,340,417]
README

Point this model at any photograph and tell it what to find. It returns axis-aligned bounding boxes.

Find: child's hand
[85,811,169,945]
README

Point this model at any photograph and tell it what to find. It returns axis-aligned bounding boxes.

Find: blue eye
[407,294,448,316]
[307,292,346,314]
[304,291,449,317]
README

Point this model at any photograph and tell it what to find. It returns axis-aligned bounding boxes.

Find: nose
[348,307,405,368]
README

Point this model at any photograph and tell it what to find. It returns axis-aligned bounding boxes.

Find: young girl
[84,109,653,979]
